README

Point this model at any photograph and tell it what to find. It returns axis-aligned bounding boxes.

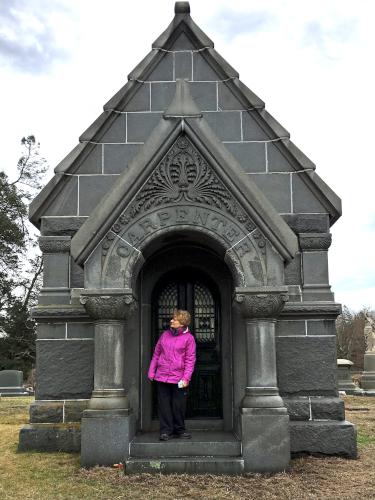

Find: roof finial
[175,2,190,14]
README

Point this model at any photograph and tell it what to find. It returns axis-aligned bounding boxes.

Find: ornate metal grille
[157,281,178,337]
[193,283,215,343]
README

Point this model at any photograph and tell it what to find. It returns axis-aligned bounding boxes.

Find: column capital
[80,288,137,320]
[299,232,332,251]
[39,235,71,253]
[234,287,288,319]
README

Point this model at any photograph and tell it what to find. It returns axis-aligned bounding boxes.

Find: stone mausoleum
[19,3,356,473]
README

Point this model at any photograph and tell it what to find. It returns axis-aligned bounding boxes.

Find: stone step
[130,431,241,457]
[125,456,244,474]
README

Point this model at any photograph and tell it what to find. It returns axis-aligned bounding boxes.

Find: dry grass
[0,396,374,499]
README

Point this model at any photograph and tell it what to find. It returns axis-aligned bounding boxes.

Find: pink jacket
[148,328,196,384]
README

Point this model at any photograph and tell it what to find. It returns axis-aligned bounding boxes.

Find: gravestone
[0,370,29,396]
[337,359,361,394]
[361,312,375,391]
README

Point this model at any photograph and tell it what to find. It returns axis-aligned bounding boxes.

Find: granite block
[147,52,173,81]
[41,216,86,236]
[310,397,345,420]
[193,52,218,81]
[267,142,293,172]
[64,400,89,422]
[203,111,241,141]
[282,214,329,234]
[290,420,357,458]
[151,82,176,111]
[284,253,302,285]
[19,424,81,452]
[218,82,244,110]
[190,82,217,111]
[250,173,291,213]
[70,257,84,288]
[98,114,126,143]
[75,144,102,174]
[45,177,78,217]
[277,336,337,394]
[171,32,196,50]
[104,143,141,174]
[125,83,150,111]
[36,340,94,399]
[276,320,305,337]
[242,112,269,141]
[302,252,329,285]
[43,253,70,288]
[67,322,94,339]
[30,401,64,423]
[37,323,65,340]
[292,175,327,213]
[224,142,266,173]
[175,51,192,80]
[78,175,118,216]
[283,397,310,421]
[127,112,162,142]
[306,320,336,336]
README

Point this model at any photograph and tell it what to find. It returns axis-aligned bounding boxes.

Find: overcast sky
[1,0,374,311]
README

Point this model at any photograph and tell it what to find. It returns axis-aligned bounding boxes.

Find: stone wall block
[125,83,150,111]
[127,112,162,142]
[44,177,78,217]
[267,143,293,172]
[277,337,337,394]
[98,114,126,143]
[19,424,81,452]
[36,340,94,400]
[302,252,329,285]
[242,112,269,141]
[283,397,310,420]
[67,322,94,339]
[281,214,329,233]
[30,402,64,423]
[147,52,173,81]
[276,320,305,337]
[192,53,217,80]
[203,111,241,141]
[250,173,291,213]
[37,323,66,340]
[64,400,89,422]
[151,82,176,111]
[224,142,266,173]
[175,52,192,80]
[306,320,336,336]
[292,175,326,213]
[190,82,217,111]
[75,144,102,174]
[78,176,118,216]
[284,253,302,285]
[311,397,345,420]
[104,143,141,174]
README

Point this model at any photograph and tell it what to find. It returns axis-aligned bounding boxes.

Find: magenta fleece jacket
[148,328,196,384]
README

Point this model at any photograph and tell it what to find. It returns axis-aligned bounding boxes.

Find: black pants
[157,381,187,435]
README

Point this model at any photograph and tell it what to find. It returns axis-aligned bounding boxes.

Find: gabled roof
[71,80,298,265]
[30,1,341,228]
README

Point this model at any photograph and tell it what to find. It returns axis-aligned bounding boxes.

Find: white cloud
[0,0,374,310]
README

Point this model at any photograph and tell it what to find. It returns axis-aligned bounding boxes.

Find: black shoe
[159,433,171,441]
[173,431,191,439]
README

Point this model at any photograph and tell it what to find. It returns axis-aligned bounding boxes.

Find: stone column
[79,288,137,467]
[38,236,71,305]
[234,286,290,472]
[299,233,334,301]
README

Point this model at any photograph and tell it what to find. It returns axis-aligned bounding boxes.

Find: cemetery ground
[0,397,374,500]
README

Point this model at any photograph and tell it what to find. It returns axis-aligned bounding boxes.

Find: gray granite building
[19,3,356,473]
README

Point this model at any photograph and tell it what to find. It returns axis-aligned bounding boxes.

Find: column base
[88,389,129,410]
[81,409,135,467]
[241,387,285,409]
[241,408,290,472]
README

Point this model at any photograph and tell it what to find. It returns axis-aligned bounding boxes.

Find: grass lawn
[0,396,374,499]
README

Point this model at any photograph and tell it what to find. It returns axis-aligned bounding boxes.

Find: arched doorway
[152,269,222,419]
[139,240,233,432]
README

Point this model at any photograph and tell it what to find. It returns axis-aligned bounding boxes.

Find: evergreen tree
[0,136,47,377]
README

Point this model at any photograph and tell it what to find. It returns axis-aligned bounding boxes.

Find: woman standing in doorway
[148,310,196,441]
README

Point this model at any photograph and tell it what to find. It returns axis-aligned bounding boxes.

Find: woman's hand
[181,379,189,388]
[148,377,154,382]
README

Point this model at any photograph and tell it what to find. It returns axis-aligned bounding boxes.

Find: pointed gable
[30,2,341,229]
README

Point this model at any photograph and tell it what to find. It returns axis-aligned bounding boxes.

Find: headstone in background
[337,359,362,394]
[361,313,375,392]
[0,370,29,396]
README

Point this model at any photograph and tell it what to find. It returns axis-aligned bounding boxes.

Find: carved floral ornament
[235,289,289,319]
[39,236,71,253]
[80,290,137,320]
[100,135,268,259]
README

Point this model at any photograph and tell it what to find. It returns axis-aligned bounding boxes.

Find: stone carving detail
[100,135,266,257]
[235,290,288,318]
[364,313,375,352]
[299,233,332,251]
[80,291,137,320]
[39,236,71,253]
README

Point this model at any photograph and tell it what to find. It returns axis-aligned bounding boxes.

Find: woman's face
[170,317,182,329]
